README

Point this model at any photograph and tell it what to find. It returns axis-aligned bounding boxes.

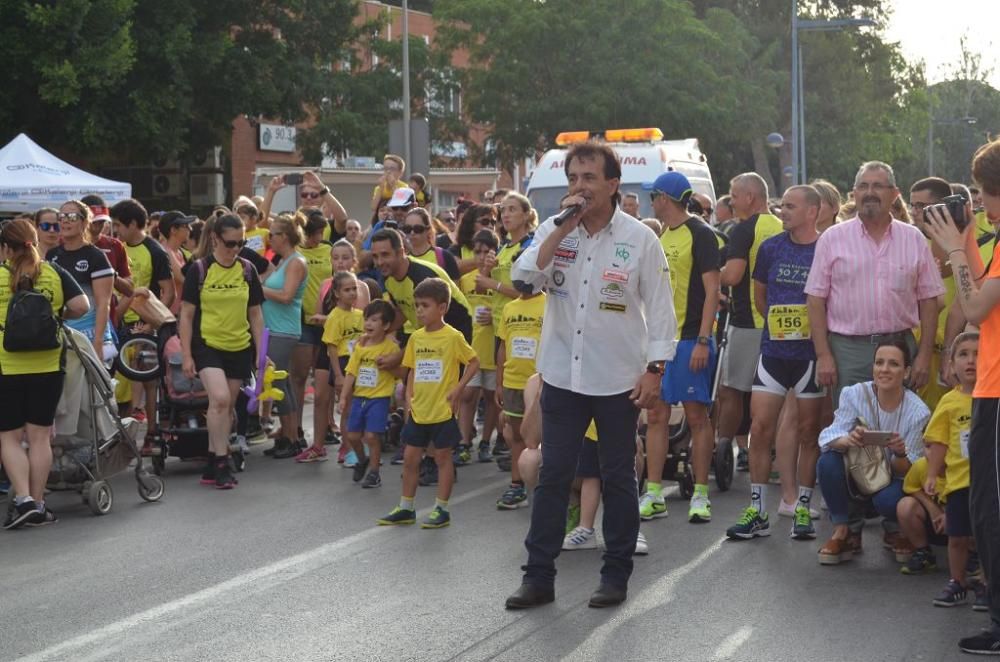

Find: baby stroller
[133,324,246,475]
[47,327,164,516]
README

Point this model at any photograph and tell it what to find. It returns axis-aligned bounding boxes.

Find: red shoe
[337,444,349,464]
[295,446,328,463]
[132,409,147,424]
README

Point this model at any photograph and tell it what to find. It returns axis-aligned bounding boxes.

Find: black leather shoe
[505,583,555,610]
[588,583,627,608]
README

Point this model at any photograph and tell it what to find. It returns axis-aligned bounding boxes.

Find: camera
[283,173,304,186]
[923,194,969,232]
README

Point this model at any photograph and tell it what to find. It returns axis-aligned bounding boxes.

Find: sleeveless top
[262,252,306,337]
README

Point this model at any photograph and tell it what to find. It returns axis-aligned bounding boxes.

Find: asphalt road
[0,416,985,662]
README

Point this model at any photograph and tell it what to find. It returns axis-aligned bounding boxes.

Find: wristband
[948,248,965,257]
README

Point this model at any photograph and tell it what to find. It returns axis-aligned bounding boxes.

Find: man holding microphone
[504,141,676,610]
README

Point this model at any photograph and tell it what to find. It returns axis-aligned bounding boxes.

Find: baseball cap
[641,172,692,202]
[387,187,416,208]
[159,210,196,235]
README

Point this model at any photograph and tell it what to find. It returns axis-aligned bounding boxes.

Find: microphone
[553,202,585,226]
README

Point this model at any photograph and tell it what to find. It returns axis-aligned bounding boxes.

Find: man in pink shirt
[805,161,944,406]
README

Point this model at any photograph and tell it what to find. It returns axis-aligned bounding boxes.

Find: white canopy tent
[0,133,131,213]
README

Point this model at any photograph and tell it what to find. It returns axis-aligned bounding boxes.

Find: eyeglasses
[220,238,247,249]
[38,222,60,233]
[909,201,929,211]
[57,212,83,222]
[401,225,428,235]
[300,191,322,200]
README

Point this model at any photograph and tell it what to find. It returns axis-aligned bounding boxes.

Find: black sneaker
[199,461,216,485]
[325,428,341,446]
[215,461,237,490]
[3,498,43,530]
[736,448,749,472]
[418,457,439,486]
[271,437,298,460]
[353,456,370,483]
[25,507,58,527]
[959,631,1000,655]
[361,471,382,489]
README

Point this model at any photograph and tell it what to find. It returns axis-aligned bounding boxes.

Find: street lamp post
[402,0,411,169]
[790,1,875,185]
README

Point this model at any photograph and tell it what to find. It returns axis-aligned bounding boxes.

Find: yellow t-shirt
[491,238,527,329]
[402,324,477,424]
[299,242,333,321]
[497,294,546,390]
[373,180,407,203]
[924,387,972,495]
[123,237,172,324]
[183,257,263,351]
[322,306,364,357]
[244,227,269,256]
[345,336,398,399]
[459,270,495,371]
[903,456,948,504]
[0,263,71,375]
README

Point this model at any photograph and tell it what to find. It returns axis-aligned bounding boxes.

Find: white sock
[750,483,767,513]
[798,486,813,507]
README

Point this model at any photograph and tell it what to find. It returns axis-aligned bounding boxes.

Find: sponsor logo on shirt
[559,237,580,250]
[553,270,565,286]
[554,248,577,263]
[602,269,628,284]
[75,260,89,272]
[599,302,627,313]
[614,242,634,262]
[600,283,624,299]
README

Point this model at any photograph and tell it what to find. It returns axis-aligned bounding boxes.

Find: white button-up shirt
[512,207,677,396]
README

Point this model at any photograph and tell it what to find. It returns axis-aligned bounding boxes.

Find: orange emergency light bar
[604,127,664,142]
[554,128,665,146]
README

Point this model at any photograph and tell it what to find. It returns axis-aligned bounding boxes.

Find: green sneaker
[790,505,816,540]
[566,503,581,534]
[639,492,668,520]
[688,494,712,523]
[377,507,416,526]
[726,506,770,540]
[421,506,451,529]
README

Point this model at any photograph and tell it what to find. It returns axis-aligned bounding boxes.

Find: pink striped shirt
[804,217,945,335]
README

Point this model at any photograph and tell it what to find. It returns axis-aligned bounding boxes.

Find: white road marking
[711,625,754,661]
[15,478,509,662]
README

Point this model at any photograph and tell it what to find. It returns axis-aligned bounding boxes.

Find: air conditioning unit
[151,173,185,197]
[190,146,223,170]
[190,173,225,206]
[150,156,181,170]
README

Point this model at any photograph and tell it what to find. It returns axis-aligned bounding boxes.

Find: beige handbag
[844,384,895,498]
[129,292,176,329]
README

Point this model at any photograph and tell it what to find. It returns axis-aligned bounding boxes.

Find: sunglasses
[300,191,322,200]
[220,238,247,249]
[39,222,61,233]
[401,225,428,235]
[57,212,83,222]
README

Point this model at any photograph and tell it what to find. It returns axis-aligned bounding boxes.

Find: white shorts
[468,368,497,391]
[721,326,763,392]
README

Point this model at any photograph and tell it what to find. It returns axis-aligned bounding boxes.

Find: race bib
[415,359,443,383]
[767,304,810,340]
[961,429,970,459]
[511,337,537,360]
[357,366,378,388]
[245,234,265,252]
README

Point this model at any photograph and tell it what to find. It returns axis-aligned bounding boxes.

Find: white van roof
[527,138,706,191]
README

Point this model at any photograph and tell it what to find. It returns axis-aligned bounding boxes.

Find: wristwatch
[696,336,711,345]
[646,362,665,375]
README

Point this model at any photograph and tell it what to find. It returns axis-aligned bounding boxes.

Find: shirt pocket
[887,260,915,293]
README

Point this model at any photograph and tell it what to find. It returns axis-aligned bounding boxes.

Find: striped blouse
[819,381,931,463]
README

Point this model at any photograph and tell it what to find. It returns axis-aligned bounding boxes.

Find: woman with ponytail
[0,220,89,529]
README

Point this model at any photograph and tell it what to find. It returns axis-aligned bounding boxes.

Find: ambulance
[525,128,715,222]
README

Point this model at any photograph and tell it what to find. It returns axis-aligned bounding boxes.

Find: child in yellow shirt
[495,289,545,509]
[919,332,983,608]
[377,278,478,529]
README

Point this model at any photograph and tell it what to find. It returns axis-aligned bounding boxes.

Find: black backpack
[1,265,61,352]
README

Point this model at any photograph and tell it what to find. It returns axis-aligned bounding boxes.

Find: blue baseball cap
[641,172,692,202]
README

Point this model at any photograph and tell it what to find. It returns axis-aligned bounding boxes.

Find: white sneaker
[562,526,598,550]
[634,532,649,556]
[777,500,820,520]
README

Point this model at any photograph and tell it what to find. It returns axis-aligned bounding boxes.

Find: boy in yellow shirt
[495,289,545,509]
[377,278,479,529]
[340,301,400,488]
[919,332,985,608]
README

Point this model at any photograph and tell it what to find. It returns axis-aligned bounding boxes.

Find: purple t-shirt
[752,232,817,361]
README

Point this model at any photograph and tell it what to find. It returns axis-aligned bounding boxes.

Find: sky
[885,0,1000,87]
